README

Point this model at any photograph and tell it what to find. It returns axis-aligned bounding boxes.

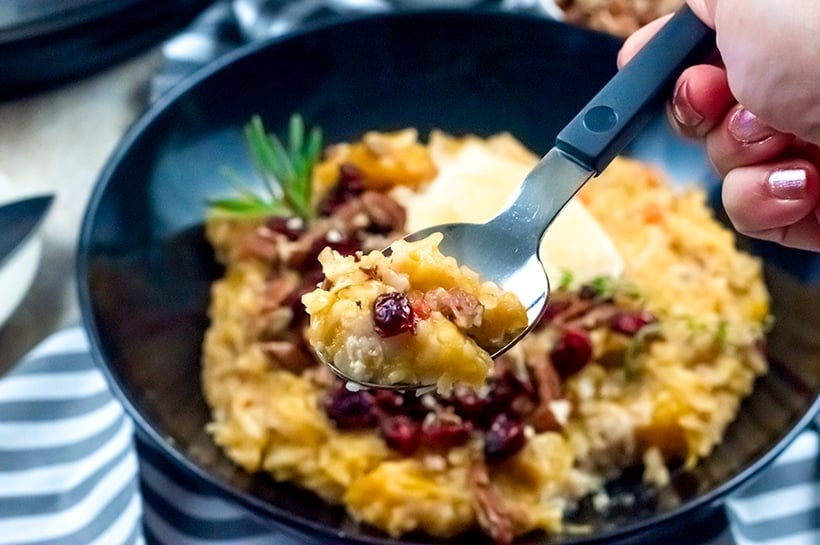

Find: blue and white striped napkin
[0,327,817,545]
[0,328,305,545]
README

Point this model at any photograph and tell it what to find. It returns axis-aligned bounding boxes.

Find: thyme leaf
[558,269,574,290]
[586,275,617,300]
[715,320,728,348]
[624,322,663,379]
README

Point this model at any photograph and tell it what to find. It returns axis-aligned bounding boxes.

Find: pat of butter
[392,132,623,287]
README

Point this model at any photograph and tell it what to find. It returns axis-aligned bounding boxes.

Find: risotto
[201,126,769,544]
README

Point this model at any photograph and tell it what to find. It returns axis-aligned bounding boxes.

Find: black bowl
[0,0,214,98]
[78,10,819,545]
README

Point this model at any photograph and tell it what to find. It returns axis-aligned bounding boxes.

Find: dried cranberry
[338,163,365,189]
[266,216,304,241]
[320,163,365,215]
[484,414,527,462]
[373,292,416,337]
[484,368,535,423]
[308,232,360,262]
[283,285,314,325]
[450,390,490,422]
[503,369,535,398]
[550,328,593,379]
[422,415,471,449]
[330,235,361,256]
[373,390,429,419]
[305,267,327,286]
[324,387,377,430]
[373,390,404,412]
[380,415,422,456]
[610,311,656,336]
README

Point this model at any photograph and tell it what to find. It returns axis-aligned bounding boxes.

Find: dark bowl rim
[77,8,820,545]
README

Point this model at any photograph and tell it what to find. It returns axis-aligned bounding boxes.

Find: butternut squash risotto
[201,126,769,544]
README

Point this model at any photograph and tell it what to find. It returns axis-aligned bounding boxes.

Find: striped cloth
[0,327,817,545]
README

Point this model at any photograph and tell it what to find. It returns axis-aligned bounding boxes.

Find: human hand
[618,0,820,251]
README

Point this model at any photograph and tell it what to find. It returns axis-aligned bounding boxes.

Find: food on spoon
[302,232,528,391]
[201,117,770,544]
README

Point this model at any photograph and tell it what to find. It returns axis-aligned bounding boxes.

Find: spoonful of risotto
[303,6,714,392]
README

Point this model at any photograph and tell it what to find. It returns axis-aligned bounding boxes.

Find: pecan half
[360,190,407,232]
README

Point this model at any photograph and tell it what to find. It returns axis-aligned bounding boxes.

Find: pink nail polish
[729,108,776,144]
[768,168,807,200]
[670,80,704,127]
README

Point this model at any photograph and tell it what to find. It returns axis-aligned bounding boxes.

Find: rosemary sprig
[207,113,323,221]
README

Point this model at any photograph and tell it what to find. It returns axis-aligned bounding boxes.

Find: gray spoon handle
[555,5,715,174]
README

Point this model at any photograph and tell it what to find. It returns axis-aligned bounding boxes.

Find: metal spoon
[331,6,714,390]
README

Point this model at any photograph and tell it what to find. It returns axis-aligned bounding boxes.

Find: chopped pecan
[255,307,294,340]
[261,277,298,312]
[423,287,484,329]
[537,293,595,328]
[360,190,407,232]
[331,198,367,227]
[469,461,523,545]
[303,363,335,388]
[526,351,564,433]
[358,232,397,253]
[259,340,315,374]
[239,226,281,263]
[283,220,330,269]
[564,302,620,331]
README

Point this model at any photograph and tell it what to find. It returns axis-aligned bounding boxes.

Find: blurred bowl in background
[0,0,213,98]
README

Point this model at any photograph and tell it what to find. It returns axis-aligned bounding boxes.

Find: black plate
[77,9,820,545]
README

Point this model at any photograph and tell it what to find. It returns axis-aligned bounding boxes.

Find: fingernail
[729,108,776,144]
[768,168,807,200]
[670,80,704,127]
